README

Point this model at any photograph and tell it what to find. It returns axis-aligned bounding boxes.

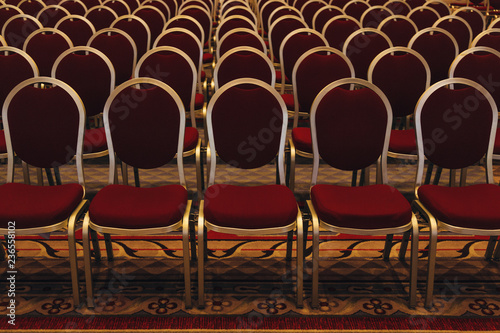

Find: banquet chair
[84,5,118,31]
[453,6,485,39]
[23,28,73,76]
[322,14,361,51]
[343,0,370,21]
[407,5,440,30]
[87,28,137,86]
[110,14,150,59]
[307,77,419,309]
[135,46,204,196]
[312,5,343,32]
[178,5,212,50]
[215,14,257,45]
[471,28,500,52]
[432,15,473,52]
[0,5,22,31]
[102,0,131,16]
[377,15,418,47]
[411,78,499,309]
[198,78,303,308]
[268,14,306,64]
[216,27,267,60]
[287,46,354,193]
[59,0,88,16]
[142,0,171,21]
[0,76,88,306]
[423,0,450,17]
[301,0,328,28]
[36,5,71,28]
[259,0,286,38]
[55,14,96,46]
[359,5,392,28]
[383,0,411,16]
[83,77,193,308]
[133,5,166,47]
[2,14,43,48]
[18,0,45,17]
[220,5,257,24]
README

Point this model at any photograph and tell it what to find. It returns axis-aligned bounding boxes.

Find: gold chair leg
[308,200,320,309]
[103,233,114,261]
[82,214,95,308]
[197,203,205,309]
[296,211,304,308]
[195,139,204,201]
[409,214,419,309]
[425,215,438,309]
[68,201,87,307]
[286,230,293,261]
[183,201,193,309]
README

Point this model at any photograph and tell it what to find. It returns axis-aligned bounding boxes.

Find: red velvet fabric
[275,70,291,84]
[166,18,204,45]
[420,86,493,169]
[184,126,199,151]
[37,7,69,28]
[260,1,283,33]
[371,52,427,117]
[292,127,312,153]
[195,93,204,109]
[0,53,36,105]
[57,18,94,46]
[454,9,484,38]
[0,183,84,229]
[156,31,202,71]
[89,32,135,86]
[217,51,273,87]
[26,32,71,77]
[203,52,213,64]
[218,18,255,40]
[408,8,440,30]
[89,184,188,229]
[410,31,457,84]
[406,0,426,7]
[282,32,327,82]
[474,33,500,52]
[324,18,360,51]
[379,18,418,47]
[210,85,284,169]
[3,16,40,48]
[0,7,20,31]
[314,87,388,170]
[107,86,181,169]
[361,7,392,28]
[269,18,307,63]
[219,32,266,58]
[385,1,411,15]
[345,31,391,80]
[281,93,294,110]
[113,18,149,58]
[103,1,129,16]
[314,7,343,33]
[8,85,80,168]
[435,18,471,52]
[204,184,298,229]
[60,1,87,15]
[311,184,412,229]
[330,0,352,8]
[85,7,117,31]
[389,129,416,154]
[19,0,45,17]
[418,184,500,230]
[302,2,326,27]
[181,7,211,44]
[344,2,371,21]
[55,52,113,117]
[84,127,108,154]
[0,130,6,154]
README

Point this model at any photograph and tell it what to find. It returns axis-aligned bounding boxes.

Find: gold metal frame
[215,27,267,61]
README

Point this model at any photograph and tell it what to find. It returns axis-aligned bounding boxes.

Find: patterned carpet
[2,157,500,330]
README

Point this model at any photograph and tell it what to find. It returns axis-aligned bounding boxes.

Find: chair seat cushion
[201,70,206,82]
[204,184,298,229]
[0,129,6,154]
[281,93,294,110]
[389,129,416,154]
[275,70,291,84]
[195,93,205,109]
[418,184,500,230]
[203,52,213,64]
[0,183,84,229]
[291,127,312,153]
[89,184,188,229]
[84,127,107,154]
[311,184,412,229]
[184,126,199,151]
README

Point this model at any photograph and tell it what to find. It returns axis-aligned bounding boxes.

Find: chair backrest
[322,14,361,51]
[178,5,211,45]
[0,46,38,108]
[102,0,130,16]
[343,0,370,21]
[384,0,411,15]
[488,16,500,30]
[292,46,354,127]
[214,46,275,89]
[180,0,211,14]
[260,0,286,35]
[368,47,430,118]
[310,78,392,184]
[81,0,102,9]
[269,5,303,28]
[0,35,6,45]
[343,28,392,79]
[52,46,115,117]
[165,14,204,48]
[407,5,440,30]
[2,14,43,48]
[85,5,118,31]
[59,0,88,15]
[423,0,450,17]
[217,27,267,60]
[122,0,140,12]
[221,5,257,24]
[18,0,45,17]
[330,0,351,7]
[142,0,171,20]
[37,5,71,28]
[406,0,426,8]
[2,77,85,184]
[206,78,288,186]
[453,6,485,39]
[55,14,96,46]
[408,27,458,84]
[279,28,329,89]
[312,5,343,31]
[432,15,473,52]
[377,15,418,47]
[103,77,186,185]
[133,5,166,46]
[0,5,23,31]
[216,14,257,43]
[135,46,197,127]
[111,14,150,58]
[471,28,500,52]
[23,28,73,76]
[449,46,500,110]
[301,0,328,28]
[268,14,306,62]
[360,5,392,28]
[87,27,137,85]
[414,78,497,186]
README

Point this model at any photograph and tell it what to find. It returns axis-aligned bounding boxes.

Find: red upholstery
[165,17,204,45]
[474,32,500,53]
[361,7,392,28]
[344,2,370,21]
[0,130,6,154]
[330,0,351,7]
[60,1,87,15]
[113,18,149,58]
[216,51,273,87]
[38,7,70,28]
[203,52,213,63]
[389,129,416,154]
[218,18,255,41]
[454,9,484,38]
[418,184,500,230]
[435,18,472,52]
[89,184,188,229]
[84,127,107,153]
[155,30,202,73]
[195,93,204,109]
[0,7,21,30]
[3,16,41,48]
[275,70,291,84]
[406,0,426,7]
[291,127,312,153]
[19,0,45,17]
[426,2,450,16]
[385,1,411,15]
[85,7,118,31]
[281,93,294,109]
[184,126,199,151]
[314,7,343,32]
[302,2,327,27]
[323,17,360,51]
[204,184,298,229]
[379,18,418,47]
[311,184,412,229]
[25,32,72,77]
[0,52,37,105]
[269,17,307,63]
[57,17,94,46]
[181,7,211,45]
[103,0,129,16]
[344,31,391,80]
[282,31,327,82]
[408,7,440,30]
[219,31,266,58]
[0,183,84,229]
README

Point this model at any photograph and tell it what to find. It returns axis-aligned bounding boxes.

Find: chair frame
[216,26,267,60]
[432,15,473,51]
[311,5,343,31]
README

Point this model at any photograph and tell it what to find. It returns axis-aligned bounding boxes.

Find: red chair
[0,35,5,45]
[453,6,485,39]
[220,5,257,24]
[0,76,88,306]
[383,0,411,15]
[135,46,204,196]
[423,0,450,17]
[0,5,23,31]
[405,0,425,8]
[287,46,355,192]
[178,5,212,49]
[215,14,257,44]
[360,5,392,28]
[52,46,115,161]
[198,78,303,308]
[312,5,343,32]
[87,27,137,85]
[133,5,166,48]
[36,5,71,27]
[142,0,172,21]
[55,14,96,46]
[307,77,418,309]
[432,15,473,52]
[110,14,150,58]
[330,0,351,7]
[102,0,130,16]
[18,0,46,17]
[2,14,43,48]
[343,0,370,21]
[377,15,418,47]
[84,5,118,31]
[471,28,500,52]
[407,5,440,30]
[269,5,303,27]
[268,14,306,63]
[411,78,499,309]
[259,0,285,37]
[342,28,392,80]
[165,14,204,48]
[301,0,328,28]
[82,77,193,308]
[322,14,361,51]
[216,27,267,60]
[59,0,88,15]
[408,27,458,84]
[488,16,500,29]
